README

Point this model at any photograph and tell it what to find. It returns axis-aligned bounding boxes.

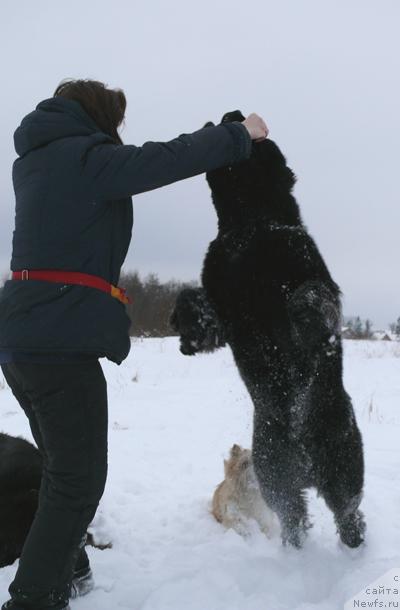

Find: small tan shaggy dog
[212,444,278,537]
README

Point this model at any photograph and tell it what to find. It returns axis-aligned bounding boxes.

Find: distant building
[341,327,397,341]
[341,326,355,339]
[372,330,393,341]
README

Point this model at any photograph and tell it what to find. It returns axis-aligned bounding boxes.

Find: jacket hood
[14,97,110,157]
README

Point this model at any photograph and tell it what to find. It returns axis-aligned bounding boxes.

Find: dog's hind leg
[252,450,310,548]
[275,490,310,548]
[260,482,309,548]
[319,428,365,548]
[326,492,365,549]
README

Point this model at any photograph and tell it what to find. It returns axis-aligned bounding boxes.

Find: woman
[0,79,268,610]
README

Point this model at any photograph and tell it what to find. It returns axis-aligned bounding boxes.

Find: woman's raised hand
[242,113,269,142]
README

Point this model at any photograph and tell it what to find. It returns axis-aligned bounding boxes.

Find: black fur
[0,432,42,567]
[170,288,226,355]
[0,432,108,567]
[171,111,365,548]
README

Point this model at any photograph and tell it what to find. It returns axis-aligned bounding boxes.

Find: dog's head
[204,110,300,227]
[223,444,252,479]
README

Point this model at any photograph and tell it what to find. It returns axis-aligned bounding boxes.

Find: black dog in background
[171,111,365,548]
[0,432,109,567]
[0,433,42,567]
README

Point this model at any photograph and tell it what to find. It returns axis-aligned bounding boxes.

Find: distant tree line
[344,316,400,340]
[344,317,374,340]
[0,276,399,339]
[120,271,197,337]
[0,272,197,337]
[389,317,400,340]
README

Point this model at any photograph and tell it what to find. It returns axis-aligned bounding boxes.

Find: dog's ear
[231,444,242,458]
[221,110,246,124]
[203,120,215,128]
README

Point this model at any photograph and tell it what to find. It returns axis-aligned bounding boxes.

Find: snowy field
[0,338,400,610]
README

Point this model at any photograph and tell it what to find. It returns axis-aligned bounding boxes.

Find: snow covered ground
[0,338,400,610]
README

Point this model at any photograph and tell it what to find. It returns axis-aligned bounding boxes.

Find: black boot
[2,602,70,610]
[2,585,70,610]
[70,565,94,599]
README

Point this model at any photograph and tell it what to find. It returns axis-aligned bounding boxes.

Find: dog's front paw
[221,110,246,123]
[179,337,202,356]
[170,288,226,356]
[288,281,341,353]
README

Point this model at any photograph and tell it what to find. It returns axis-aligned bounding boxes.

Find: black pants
[1,361,108,610]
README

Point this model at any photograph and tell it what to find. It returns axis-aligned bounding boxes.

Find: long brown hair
[54,79,126,144]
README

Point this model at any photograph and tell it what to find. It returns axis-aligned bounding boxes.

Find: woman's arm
[80,121,253,200]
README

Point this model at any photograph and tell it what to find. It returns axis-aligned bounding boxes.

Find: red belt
[12,270,132,305]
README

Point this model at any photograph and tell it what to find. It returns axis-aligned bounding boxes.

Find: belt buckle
[21,269,29,280]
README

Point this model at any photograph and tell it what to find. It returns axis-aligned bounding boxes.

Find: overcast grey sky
[1,0,399,327]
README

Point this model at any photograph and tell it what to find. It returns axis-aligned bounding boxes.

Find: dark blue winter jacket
[0,96,252,363]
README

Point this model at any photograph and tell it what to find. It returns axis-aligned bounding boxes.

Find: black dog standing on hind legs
[171,110,366,549]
